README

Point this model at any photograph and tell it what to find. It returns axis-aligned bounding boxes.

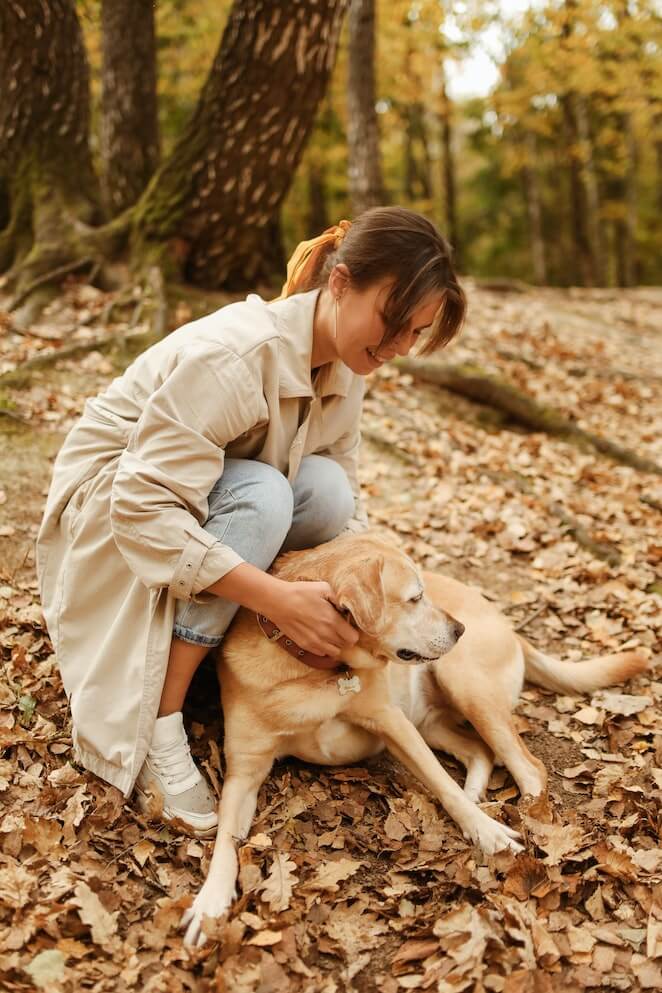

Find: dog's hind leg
[346,701,523,854]
[180,747,275,948]
[419,711,494,802]
[461,706,547,799]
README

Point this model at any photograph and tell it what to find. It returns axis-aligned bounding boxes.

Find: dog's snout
[453,620,465,640]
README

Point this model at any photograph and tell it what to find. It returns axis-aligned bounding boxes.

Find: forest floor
[0,277,661,993]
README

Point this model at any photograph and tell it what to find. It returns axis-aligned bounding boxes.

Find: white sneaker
[134,711,218,837]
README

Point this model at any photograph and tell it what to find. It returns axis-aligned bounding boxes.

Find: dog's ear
[335,555,386,636]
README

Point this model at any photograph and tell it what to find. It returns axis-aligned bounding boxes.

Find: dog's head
[331,535,464,665]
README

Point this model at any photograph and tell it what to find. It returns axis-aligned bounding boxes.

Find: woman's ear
[330,262,351,295]
[335,556,385,636]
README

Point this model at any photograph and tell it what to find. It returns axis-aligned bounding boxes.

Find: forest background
[0,2,661,991]
[77,0,662,288]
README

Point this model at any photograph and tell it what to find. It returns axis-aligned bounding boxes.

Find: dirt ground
[0,281,660,992]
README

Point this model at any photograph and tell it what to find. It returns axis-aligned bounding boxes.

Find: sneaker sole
[134,784,218,839]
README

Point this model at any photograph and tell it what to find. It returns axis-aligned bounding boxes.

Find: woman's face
[331,270,443,375]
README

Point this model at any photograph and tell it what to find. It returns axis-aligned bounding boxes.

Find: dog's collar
[255,613,349,673]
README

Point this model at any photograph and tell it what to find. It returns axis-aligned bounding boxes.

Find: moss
[0,390,18,412]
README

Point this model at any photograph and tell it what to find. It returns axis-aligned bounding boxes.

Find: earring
[334,296,339,341]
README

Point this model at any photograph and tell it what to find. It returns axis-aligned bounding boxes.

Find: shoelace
[149,734,199,788]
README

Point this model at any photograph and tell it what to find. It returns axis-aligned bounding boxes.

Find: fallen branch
[395,357,661,477]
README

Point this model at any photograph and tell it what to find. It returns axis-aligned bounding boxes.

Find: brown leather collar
[255,613,349,673]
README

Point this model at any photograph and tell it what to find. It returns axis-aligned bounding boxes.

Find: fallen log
[394,357,661,477]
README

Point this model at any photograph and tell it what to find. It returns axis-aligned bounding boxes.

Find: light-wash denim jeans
[173,455,355,647]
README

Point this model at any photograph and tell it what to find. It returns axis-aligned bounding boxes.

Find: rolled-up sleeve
[110,346,262,600]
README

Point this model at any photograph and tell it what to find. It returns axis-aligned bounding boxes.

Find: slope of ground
[0,279,660,992]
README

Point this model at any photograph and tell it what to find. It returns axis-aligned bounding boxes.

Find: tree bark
[130,0,349,288]
[346,0,386,213]
[0,0,102,311]
[100,0,160,215]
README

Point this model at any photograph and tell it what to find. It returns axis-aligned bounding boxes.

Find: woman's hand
[264,579,359,657]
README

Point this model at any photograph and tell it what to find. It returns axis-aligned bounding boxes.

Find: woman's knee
[207,459,294,550]
[291,455,355,541]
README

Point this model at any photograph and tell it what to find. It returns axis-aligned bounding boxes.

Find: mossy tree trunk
[129,0,350,289]
[100,0,160,216]
[1,0,349,326]
[0,0,107,319]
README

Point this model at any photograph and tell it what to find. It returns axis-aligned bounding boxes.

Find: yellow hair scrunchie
[270,219,352,302]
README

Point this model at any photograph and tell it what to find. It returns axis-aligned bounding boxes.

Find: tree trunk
[521,131,546,284]
[401,101,432,201]
[574,94,604,283]
[611,112,637,287]
[560,1,597,287]
[346,0,386,214]
[437,65,460,267]
[100,0,160,216]
[560,92,597,287]
[130,0,349,289]
[0,0,102,314]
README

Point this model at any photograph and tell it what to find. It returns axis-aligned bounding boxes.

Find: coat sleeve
[109,346,263,600]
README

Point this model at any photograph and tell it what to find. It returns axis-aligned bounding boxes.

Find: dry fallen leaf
[256,852,298,911]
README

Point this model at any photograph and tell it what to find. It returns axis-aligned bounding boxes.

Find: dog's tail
[518,637,650,694]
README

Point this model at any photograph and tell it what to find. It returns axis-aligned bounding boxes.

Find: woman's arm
[205,562,358,657]
[109,346,262,601]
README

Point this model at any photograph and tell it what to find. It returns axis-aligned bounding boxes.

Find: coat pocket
[61,475,96,541]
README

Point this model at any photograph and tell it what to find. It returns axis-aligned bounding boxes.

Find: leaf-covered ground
[0,279,660,992]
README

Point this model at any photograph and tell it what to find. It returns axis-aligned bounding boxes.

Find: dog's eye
[409,592,423,603]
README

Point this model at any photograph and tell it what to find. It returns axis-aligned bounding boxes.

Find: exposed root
[395,357,661,476]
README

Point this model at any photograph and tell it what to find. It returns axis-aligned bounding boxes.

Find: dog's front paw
[180,883,237,948]
[465,809,524,855]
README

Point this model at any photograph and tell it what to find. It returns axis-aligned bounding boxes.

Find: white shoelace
[149,735,199,789]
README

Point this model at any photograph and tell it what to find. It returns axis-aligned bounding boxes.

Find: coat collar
[263,287,355,400]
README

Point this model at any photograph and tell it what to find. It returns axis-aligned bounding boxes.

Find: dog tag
[337,673,361,696]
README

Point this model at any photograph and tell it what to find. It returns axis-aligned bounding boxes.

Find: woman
[36,206,466,835]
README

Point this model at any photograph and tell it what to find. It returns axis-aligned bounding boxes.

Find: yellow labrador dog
[180,533,648,946]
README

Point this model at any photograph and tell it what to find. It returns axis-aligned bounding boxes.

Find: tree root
[0,327,157,388]
[395,357,661,476]
[0,265,172,389]
[8,257,94,312]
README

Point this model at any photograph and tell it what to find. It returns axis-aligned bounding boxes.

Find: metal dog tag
[337,673,361,696]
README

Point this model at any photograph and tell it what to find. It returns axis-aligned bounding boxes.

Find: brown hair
[291,206,466,355]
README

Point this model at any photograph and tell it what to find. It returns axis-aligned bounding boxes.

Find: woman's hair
[293,205,466,355]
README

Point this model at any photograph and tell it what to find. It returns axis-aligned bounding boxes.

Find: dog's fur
[180,533,648,946]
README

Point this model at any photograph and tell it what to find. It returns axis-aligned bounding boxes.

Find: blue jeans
[173,455,355,647]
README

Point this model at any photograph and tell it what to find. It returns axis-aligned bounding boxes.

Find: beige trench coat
[36,287,368,797]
